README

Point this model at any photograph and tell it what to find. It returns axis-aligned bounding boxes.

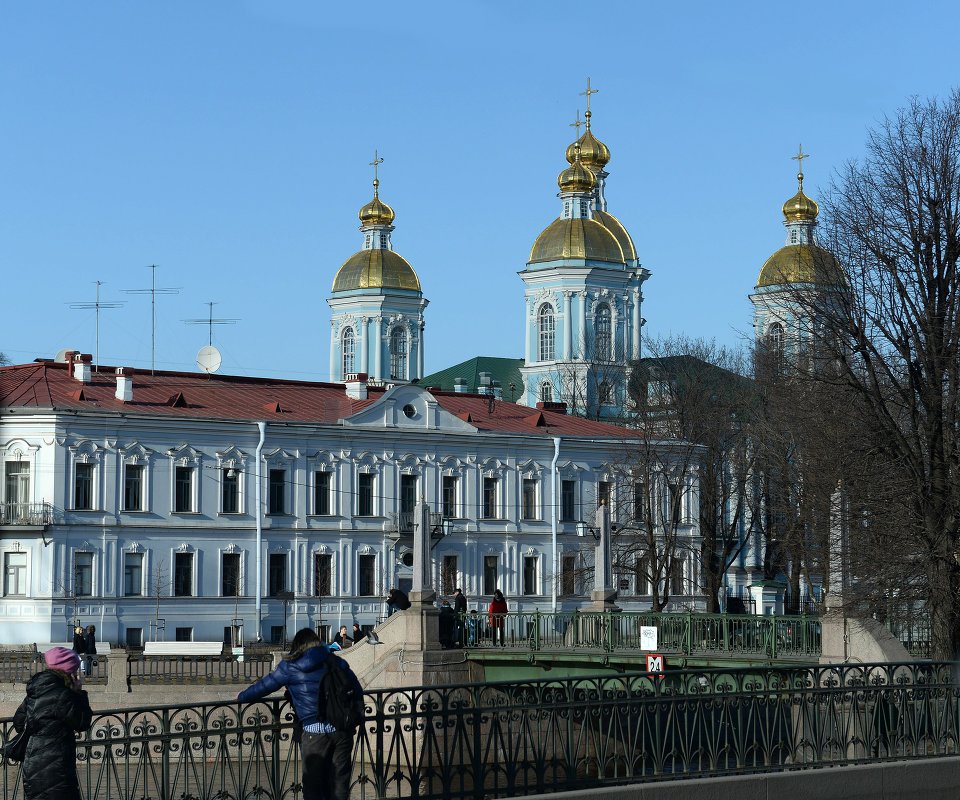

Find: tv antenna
[196,344,222,374]
[183,301,239,346]
[67,281,126,372]
[124,265,181,375]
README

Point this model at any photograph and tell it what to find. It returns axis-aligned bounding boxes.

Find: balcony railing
[0,501,53,526]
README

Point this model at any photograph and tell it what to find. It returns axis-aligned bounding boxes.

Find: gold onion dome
[529,218,625,264]
[332,249,421,292]
[565,126,611,169]
[358,181,395,226]
[782,176,819,222]
[592,209,637,263]
[757,244,843,288]
[557,158,596,193]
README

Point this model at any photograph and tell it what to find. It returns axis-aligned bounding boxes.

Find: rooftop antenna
[67,280,125,372]
[123,264,181,375]
[183,301,239,346]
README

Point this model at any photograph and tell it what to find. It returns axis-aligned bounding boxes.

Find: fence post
[532,610,541,651]
[685,612,693,656]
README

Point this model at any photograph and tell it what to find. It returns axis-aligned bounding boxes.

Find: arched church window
[598,380,612,405]
[595,303,612,361]
[389,328,407,380]
[342,328,355,376]
[538,304,555,362]
[540,381,553,403]
[766,322,784,354]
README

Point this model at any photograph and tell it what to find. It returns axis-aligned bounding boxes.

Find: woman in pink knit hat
[11,646,92,800]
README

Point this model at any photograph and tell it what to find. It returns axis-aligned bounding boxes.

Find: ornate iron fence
[0,650,108,685]
[0,502,53,526]
[126,653,274,684]
[1,661,956,800]
[462,610,822,660]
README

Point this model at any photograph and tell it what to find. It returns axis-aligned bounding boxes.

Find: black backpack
[318,654,365,732]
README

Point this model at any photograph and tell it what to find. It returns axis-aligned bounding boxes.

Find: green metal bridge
[459,610,822,680]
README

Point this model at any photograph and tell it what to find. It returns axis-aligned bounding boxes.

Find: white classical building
[0,357,702,645]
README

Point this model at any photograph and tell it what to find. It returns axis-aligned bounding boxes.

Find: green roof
[418,356,524,401]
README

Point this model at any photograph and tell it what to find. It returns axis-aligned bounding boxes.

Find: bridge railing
[1,661,954,800]
[463,610,821,659]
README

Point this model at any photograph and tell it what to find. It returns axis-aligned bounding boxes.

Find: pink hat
[44,646,81,673]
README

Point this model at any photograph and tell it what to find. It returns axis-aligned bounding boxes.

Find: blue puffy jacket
[238,645,331,726]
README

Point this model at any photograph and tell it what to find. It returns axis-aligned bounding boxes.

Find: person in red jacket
[488,589,508,647]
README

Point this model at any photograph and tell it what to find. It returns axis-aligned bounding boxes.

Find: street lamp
[576,520,600,540]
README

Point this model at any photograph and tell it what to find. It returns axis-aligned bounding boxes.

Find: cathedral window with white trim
[595,303,612,361]
[390,327,407,380]
[539,381,553,402]
[598,380,612,405]
[538,304,555,362]
[342,328,356,375]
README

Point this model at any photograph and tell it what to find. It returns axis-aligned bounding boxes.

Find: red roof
[0,361,641,440]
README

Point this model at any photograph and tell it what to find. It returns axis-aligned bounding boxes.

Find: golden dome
[358,185,395,226]
[757,244,843,288]
[332,249,421,292]
[593,209,637,263]
[565,128,611,170]
[529,218,625,265]
[782,185,819,222]
[557,159,596,193]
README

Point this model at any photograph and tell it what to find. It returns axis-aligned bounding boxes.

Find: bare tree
[786,91,960,658]
[0,352,10,366]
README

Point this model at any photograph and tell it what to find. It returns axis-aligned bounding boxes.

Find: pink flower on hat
[44,646,81,674]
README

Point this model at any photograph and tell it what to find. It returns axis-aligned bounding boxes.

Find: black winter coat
[13,670,93,800]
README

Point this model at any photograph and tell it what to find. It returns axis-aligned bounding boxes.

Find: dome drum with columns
[328,167,428,384]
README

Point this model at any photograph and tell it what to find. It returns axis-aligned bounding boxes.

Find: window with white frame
[560,479,576,521]
[124,552,143,596]
[561,555,576,596]
[538,304,555,362]
[483,555,499,595]
[389,327,407,380]
[314,553,332,596]
[594,303,612,361]
[441,555,458,596]
[74,463,94,510]
[4,552,26,596]
[597,480,611,508]
[268,553,287,596]
[124,464,144,511]
[539,381,552,403]
[268,469,287,515]
[174,466,195,513]
[357,472,375,516]
[342,328,356,375]
[636,556,650,595]
[521,478,538,520]
[598,380,612,405]
[221,468,240,514]
[670,558,684,595]
[313,471,331,515]
[482,476,499,519]
[4,460,30,517]
[174,552,193,596]
[74,552,93,596]
[222,552,241,596]
[358,553,376,596]
[522,555,538,596]
[441,475,458,518]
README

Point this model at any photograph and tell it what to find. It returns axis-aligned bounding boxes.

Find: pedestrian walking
[82,625,97,676]
[12,646,93,800]
[238,628,362,800]
[453,588,467,645]
[70,627,86,676]
[488,589,508,647]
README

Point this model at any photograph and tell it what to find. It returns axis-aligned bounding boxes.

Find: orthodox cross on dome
[569,109,583,137]
[580,77,599,125]
[792,144,810,190]
[369,149,384,193]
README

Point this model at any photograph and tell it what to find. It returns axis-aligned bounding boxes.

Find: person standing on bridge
[488,589,508,647]
[238,627,360,800]
[13,646,93,800]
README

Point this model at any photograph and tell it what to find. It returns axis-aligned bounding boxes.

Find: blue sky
[2,1,958,380]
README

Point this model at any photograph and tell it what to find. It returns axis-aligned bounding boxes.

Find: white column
[563,292,572,359]
[579,292,588,359]
[524,299,532,363]
[632,289,642,359]
[406,326,412,380]
[329,322,336,381]
[417,321,424,379]
[374,320,382,381]
[359,318,369,375]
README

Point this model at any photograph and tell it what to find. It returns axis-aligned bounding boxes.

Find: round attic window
[403,404,417,419]
[401,551,414,567]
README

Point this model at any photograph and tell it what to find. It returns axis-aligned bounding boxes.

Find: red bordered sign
[646,653,666,677]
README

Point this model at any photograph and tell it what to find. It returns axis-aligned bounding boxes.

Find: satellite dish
[54,348,73,363]
[196,345,222,374]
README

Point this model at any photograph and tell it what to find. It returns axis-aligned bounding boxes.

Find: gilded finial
[580,77,599,127]
[570,110,583,137]
[369,149,384,195]
[792,144,809,191]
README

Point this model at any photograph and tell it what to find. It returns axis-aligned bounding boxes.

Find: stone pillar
[410,500,440,650]
[591,503,619,610]
[563,291,572,359]
[373,321,382,382]
[359,317,369,375]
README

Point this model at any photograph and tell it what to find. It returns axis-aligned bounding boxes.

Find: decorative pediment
[216,446,247,468]
[480,457,506,476]
[354,452,384,473]
[439,456,465,475]
[518,459,544,478]
[166,443,201,465]
[176,542,193,553]
[311,451,339,471]
[357,545,375,556]
[68,439,103,462]
[557,461,586,479]
[396,454,425,475]
[340,384,477,433]
[119,441,153,464]
[127,542,143,553]
[524,546,540,557]
[312,544,330,554]
[223,543,238,554]
[263,447,296,463]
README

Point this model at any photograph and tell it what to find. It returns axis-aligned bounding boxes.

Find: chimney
[493,380,503,400]
[72,353,92,383]
[344,372,368,400]
[537,401,568,414]
[478,372,492,395]
[454,377,468,393]
[115,367,134,402]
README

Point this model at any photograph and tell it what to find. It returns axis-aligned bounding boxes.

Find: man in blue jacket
[238,628,360,800]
